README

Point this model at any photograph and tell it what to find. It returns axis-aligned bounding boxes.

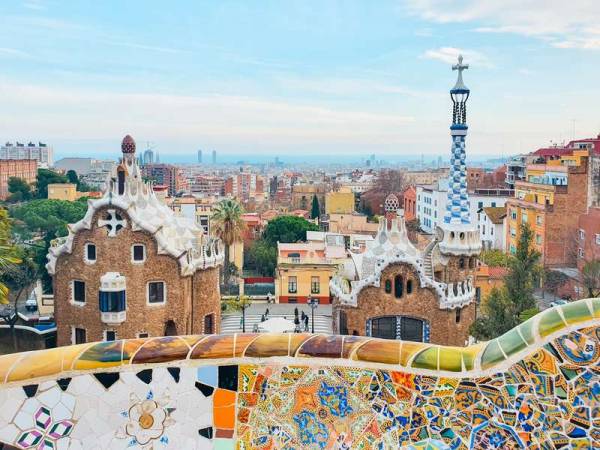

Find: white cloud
[23,0,46,11]
[421,47,493,68]
[407,0,600,50]
[0,80,414,148]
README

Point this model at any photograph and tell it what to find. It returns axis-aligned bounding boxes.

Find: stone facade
[53,207,221,346]
[50,135,223,346]
[333,261,476,346]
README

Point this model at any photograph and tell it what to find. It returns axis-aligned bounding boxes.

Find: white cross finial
[452,54,469,90]
[98,209,127,237]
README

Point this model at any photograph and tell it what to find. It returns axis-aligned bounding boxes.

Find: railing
[278,257,341,265]
[100,310,126,324]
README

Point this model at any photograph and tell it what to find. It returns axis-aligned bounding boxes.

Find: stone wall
[334,262,476,346]
[0,299,598,449]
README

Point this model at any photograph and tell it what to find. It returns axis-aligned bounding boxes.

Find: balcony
[278,256,340,266]
[100,310,126,324]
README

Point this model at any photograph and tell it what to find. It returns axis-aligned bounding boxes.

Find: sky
[1,0,600,161]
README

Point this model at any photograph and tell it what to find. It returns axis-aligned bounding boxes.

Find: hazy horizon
[1,1,599,158]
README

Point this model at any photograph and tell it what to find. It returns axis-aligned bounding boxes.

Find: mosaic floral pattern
[0,299,598,449]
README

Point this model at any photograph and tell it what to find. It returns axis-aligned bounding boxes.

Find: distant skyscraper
[143,148,154,165]
[212,150,217,164]
[197,149,202,164]
[155,152,160,163]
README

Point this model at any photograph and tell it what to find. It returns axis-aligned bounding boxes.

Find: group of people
[293,307,310,333]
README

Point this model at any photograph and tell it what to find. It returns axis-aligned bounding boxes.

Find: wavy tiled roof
[0,298,598,385]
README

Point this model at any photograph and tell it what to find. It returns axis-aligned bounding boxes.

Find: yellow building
[325,188,355,215]
[47,183,79,201]
[275,241,345,304]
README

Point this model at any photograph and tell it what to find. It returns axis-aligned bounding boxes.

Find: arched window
[117,167,126,195]
[394,275,403,298]
[459,258,465,269]
[455,308,461,323]
[384,279,392,294]
[406,279,413,294]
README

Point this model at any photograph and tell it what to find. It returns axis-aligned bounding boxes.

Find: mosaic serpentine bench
[0,298,599,449]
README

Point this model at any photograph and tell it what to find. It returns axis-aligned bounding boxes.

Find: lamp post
[308,297,319,333]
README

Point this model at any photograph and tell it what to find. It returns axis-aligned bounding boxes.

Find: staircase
[220,314,332,335]
[422,238,437,279]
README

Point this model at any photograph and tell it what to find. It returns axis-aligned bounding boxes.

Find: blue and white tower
[437,55,481,256]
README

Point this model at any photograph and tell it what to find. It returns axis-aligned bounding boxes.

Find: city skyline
[1,1,599,157]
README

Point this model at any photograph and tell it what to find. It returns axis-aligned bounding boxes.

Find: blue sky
[0,0,599,160]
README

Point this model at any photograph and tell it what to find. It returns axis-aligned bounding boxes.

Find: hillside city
[1,1,600,445]
[1,71,599,351]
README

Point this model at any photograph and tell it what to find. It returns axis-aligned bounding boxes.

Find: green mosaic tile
[480,340,506,370]
[497,328,528,357]
[592,297,600,318]
[437,348,462,372]
[560,301,593,325]
[517,318,535,345]
[538,308,566,338]
[411,347,439,370]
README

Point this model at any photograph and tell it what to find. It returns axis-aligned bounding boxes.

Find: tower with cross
[437,54,481,256]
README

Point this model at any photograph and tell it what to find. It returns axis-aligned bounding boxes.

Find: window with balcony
[147,281,166,304]
[596,234,600,245]
[522,213,528,223]
[536,234,542,245]
[85,243,96,263]
[578,248,584,259]
[132,244,146,262]
[288,276,297,294]
[510,227,516,237]
[579,229,585,241]
[536,215,543,225]
[99,291,126,312]
[72,280,85,303]
[288,253,301,263]
[311,276,320,294]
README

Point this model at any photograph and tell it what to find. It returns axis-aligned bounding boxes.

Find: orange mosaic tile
[190,335,235,359]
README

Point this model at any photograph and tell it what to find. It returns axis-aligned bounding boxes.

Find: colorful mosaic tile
[0,299,598,449]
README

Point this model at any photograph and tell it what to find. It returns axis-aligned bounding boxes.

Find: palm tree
[211,199,246,288]
[0,208,21,304]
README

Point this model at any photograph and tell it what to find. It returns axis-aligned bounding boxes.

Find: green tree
[543,269,569,297]
[479,249,511,268]
[211,199,246,287]
[246,239,277,276]
[262,216,319,246]
[36,169,68,198]
[223,295,252,332]
[10,199,88,238]
[66,170,79,185]
[310,195,320,220]
[470,287,519,341]
[0,208,21,304]
[7,177,33,203]
[505,223,541,313]
[582,259,600,298]
[470,223,541,340]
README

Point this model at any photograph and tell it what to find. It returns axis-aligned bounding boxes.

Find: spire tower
[437,55,481,256]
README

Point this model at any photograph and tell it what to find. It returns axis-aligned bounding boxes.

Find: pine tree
[470,222,541,340]
[310,195,320,220]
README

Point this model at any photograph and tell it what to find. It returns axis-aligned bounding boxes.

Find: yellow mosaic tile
[7,347,64,382]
